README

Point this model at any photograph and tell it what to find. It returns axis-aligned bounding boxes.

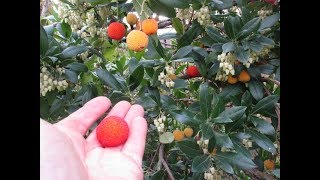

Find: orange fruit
[183,128,194,137]
[142,19,158,35]
[264,159,275,170]
[126,30,149,52]
[238,70,251,82]
[173,130,184,141]
[107,22,126,40]
[126,13,138,25]
[227,75,238,84]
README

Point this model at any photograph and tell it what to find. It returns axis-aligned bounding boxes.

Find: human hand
[40,96,147,180]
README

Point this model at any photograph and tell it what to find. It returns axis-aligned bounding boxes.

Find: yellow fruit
[227,75,238,84]
[264,159,275,170]
[183,128,193,137]
[126,30,149,52]
[126,13,138,25]
[142,19,158,35]
[238,70,251,82]
[168,74,177,80]
[173,130,184,141]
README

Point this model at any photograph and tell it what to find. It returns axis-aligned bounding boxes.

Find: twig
[147,143,161,172]
[159,144,175,180]
[158,19,172,29]
[244,168,274,180]
[261,77,280,87]
[264,86,280,131]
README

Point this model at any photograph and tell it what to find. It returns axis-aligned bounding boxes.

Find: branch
[264,86,280,131]
[159,144,175,180]
[41,0,51,17]
[261,77,280,87]
[158,19,172,29]
[244,168,274,180]
[147,143,161,172]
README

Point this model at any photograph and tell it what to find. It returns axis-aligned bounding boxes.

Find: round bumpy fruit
[126,13,138,25]
[264,159,275,170]
[183,127,194,137]
[227,75,238,84]
[96,116,129,147]
[173,130,185,141]
[238,70,251,82]
[187,65,200,77]
[107,22,126,40]
[126,30,149,52]
[141,19,158,35]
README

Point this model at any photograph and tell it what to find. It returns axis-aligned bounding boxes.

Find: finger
[123,104,144,128]
[122,116,148,165]
[86,101,131,152]
[55,96,111,135]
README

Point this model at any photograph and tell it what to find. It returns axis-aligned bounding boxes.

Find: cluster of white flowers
[204,167,221,180]
[242,138,253,148]
[158,66,176,88]
[80,51,89,60]
[229,6,242,16]
[197,139,210,154]
[40,66,68,96]
[194,6,212,26]
[258,9,273,19]
[176,7,194,21]
[153,115,166,132]
[215,53,236,81]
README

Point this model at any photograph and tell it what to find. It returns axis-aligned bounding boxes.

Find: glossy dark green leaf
[61,46,88,59]
[213,0,233,10]
[258,64,275,75]
[249,40,263,52]
[66,62,88,72]
[250,116,275,135]
[193,46,208,58]
[159,132,174,144]
[176,139,203,158]
[199,83,214,119]
[173,45,193,59]
[57,21,72,38]
[136,96,158,109]
[44,24,55,36]
[65,69,78,83]
[241,7,252,24]
[206,26,228,43]
[191,155,212,173]
[178,21,204,48]
[241,90,252,107]
[207,62,220,78]
[158,0,190,8]
[173,79,188,89]
[40,25,48,56]
[219,83,243,99]
[148,86,161,104]
[251,95,279,114]
[213,106,247,123]
[96,69,124,91]
[225,113,246,133]
[211,98,225,119]
[222,42,235,53]
[158,33,181,40]
[248,80,264,101]
[234,132,251,140]
[172,17,184,34]
[246,128,276,154]
[169,109,199,126]
[150,35,167,60]
[87,0,112,6]
[213,130,233,148]
[148,0,176,18]
[237,17,261,40]
[108,91,131,104]
[256,35,275,46]
[232,139,252,159]
[275,67,280,81]
[214,155,234,174]
[216,152,257,170]
[234,44,249,63]
[150,170,165,180]
[160,95,178,110]
[224,16,235,39]
[201,122,214,140]
[129,65,144,91]
[259,13,280,31]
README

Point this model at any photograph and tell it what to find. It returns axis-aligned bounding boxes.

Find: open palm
[40,97,147,180]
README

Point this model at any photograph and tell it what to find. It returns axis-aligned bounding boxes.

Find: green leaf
[57,21,72,38]
[169,109,199,126]
[273,169,280,178]
[259,13,280,31]
[234,44,249,63]
[249,40,263,52]
[108,91,131,104]
[129,65,144,91]
[213,106,247,123]
[237,17,261,40]
[251,95,279,114]
[219,83,243,99]
[173,79,188,89]
[158,33,181,40]
[172,17,184,34]
[173,45,193,59]
[206,26,229,43]
[160,95,178,110]
[66,62,88,72]
[256,35,275,46]
[201,123,214,140]
[87,0,111,5]
[176,139,203,158]
[61,46,88,59]
[213,0,233,10]
[241,7,252,24]
[248,80,264,101]
[222,42,235,53]
[158,0,190,8]
[241,90,252,107]
[212,130,233,148]
[191,155,212,173]
[43,24,55,36]
[224,16,235,39]
[225,113,246,133]
[65,69,78,83]
[178,21,204,48]
[96,69,124,91]
[148,86,161,104]
[199,83,214,120]
[250,116,275,135]
[40,25,48,56]
[214,155,234,174]
[211,98,225,119]
[148,0,176,18]
[216,152,257,170]
[232,139,252,159]
[159,132,174,144]
[207,62,220,78]
[150,170,165,180]
[247,128,276,154]
[136,96,158,109]
[133,0,153,21]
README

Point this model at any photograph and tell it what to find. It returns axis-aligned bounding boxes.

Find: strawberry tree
[40,0,280,179]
